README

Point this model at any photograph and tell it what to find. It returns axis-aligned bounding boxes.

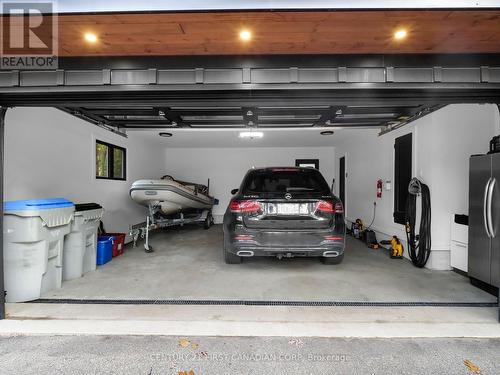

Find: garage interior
[1,8,500,323]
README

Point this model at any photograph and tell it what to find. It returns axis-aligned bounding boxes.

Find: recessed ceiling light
[394,29,407,40]
[321,131,334,136]
[159,132,172,137]
[239,131,263,139]
[84,32,98,43]
[239,30,252,42]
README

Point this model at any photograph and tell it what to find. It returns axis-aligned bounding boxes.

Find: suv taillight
[316,200,334,213]
[316,201,344,214]
[230,200,261,213]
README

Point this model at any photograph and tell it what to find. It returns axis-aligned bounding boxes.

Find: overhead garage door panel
[204,69,243,84]
[0,71,18,87]
[111,70,156,85]
[65,70,110,86]
[393,68,434,83]
[346,68,385,83]
[20,71,64,86]
[251,69,291,83]
[297,68,338,83]
[158,69,200,84]
[489,68,500,82]
[441,68,481,83]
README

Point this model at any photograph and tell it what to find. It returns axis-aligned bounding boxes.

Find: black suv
[223,167,345,264]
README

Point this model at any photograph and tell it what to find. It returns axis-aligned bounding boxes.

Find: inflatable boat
[130,175,215,216]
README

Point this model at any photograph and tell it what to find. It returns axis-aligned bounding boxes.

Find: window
[295,159,319,169]
[393,133,412,224]
[242,168,330,195]
[96,140,126,180]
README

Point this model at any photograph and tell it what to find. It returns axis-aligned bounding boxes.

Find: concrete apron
[1,303,500,338]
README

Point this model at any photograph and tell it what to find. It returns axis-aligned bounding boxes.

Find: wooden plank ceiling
[7,10,500,56]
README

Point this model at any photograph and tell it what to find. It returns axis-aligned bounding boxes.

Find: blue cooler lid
[98,236,114,243]
[4,198,74,212]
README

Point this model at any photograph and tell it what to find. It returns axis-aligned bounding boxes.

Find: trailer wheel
[204,212,213,229]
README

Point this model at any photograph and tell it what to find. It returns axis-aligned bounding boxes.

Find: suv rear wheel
[321,252,344,265]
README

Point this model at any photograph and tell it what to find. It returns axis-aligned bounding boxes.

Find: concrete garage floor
[44,225,496,303]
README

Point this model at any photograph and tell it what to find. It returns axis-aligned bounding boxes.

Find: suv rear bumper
[232,245,344,258]
[224,224,345,258]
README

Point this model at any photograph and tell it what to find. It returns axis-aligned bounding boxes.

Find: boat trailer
[130,203,213,252]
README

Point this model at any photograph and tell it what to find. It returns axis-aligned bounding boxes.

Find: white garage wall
[4,107,165,235]
[164,147,336,221]
[334,104,500,270]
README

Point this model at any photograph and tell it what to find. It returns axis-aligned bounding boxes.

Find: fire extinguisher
[377,179,383,198]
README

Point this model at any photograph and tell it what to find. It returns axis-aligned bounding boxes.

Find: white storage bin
[3,198,75,302]
[450,241,468,272]
[450,215,469,272]
[63,203,103,281]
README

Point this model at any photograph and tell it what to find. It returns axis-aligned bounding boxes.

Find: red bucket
[104,233,126,257]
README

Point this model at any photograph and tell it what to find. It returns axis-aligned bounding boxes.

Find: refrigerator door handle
[487,177,496,238]
[484,178,492,238]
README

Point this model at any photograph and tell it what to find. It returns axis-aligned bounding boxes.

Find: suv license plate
[276,203,309,215]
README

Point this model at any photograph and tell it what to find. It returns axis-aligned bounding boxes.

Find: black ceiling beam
[189,124,245,128]
[171,108,243,116]
[258,124,316,128]
[107,120,174,126]
[242,107,259,127]
[84,106,420,121]
[379,104,446,135]
[329,122,388,127]
[313,106,346,126]
[185,119,247,126]
[114,125,177,129]
[72,103,433,123]
[120,126,183,130]
[61,107,111,126]
[158,107,187,127]
[257,108,330,116]
[58,107,127,137]
[332,116,398,123]
[342,105,422,114]
[172,107,336,117]
[3,86,499,108]
[184,118,318,126]
[88,109,160,116]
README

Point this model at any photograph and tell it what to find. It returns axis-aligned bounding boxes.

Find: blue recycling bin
[97,236,113,266]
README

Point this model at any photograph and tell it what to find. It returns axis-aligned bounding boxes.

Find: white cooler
[3,198,75,302]
[63,203,104,281]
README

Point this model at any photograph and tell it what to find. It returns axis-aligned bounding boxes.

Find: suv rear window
[242,168,330,194]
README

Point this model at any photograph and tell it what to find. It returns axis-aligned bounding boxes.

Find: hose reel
[405,178,432,268]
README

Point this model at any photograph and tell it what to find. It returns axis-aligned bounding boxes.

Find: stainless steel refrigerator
[468,154,500,288]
